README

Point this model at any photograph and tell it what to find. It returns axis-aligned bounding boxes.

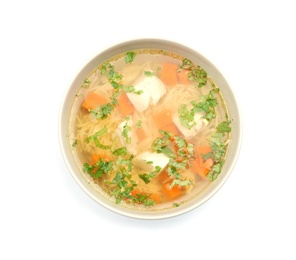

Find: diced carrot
[135,127,146,143]
[150,194,161,204]
[162,182,182,201]
[157,170,170,183]
[192,146,213,179]
[160,63,178,86]
[82,92,108,111]
[196,146,212,155]
[117,92,135,116]
[153,108,173,128]
[131,188,161,204]
[130,188,141,197]
[160,123,178,135]
[91,154,110,165]
[177,70,189,84]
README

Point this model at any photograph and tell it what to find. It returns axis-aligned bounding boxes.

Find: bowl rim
[58,38,242,220]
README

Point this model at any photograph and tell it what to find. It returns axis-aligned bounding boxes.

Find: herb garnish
[180,58,207,88]
[86,126,111,149]
[178,89,218,129]
[139,165,162,184]
[151,130,194,186]
[136,120,142,128]
[144,71,155,77]
[125,51,136,64]
[206,120,231,181]
[90,103,114,120]
[122,116,131,144]
[81,78,90,88]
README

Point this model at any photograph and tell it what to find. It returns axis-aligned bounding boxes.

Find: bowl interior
[59,39,241,219]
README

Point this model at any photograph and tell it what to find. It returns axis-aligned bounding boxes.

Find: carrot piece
[131,188,161,204]
[91,154,110,165]
[157,170,170,183]
[135,127,146,142]
[192,146,213,179]
[177,70,189,84]
[130,188,141,197]
[150,194,161,204]
[160,63,178,86]
[160,123,179,135]
[153,109,173,128]
[196,146,212,155]
[162,182,182,200]
[117,92,135,116]
[82,92,108,111]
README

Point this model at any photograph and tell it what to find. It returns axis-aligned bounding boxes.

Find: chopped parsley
[83,159,113,179]
[180,58,207,88]
[144,70,155,77]
[125,51,136,64]
[86,126,111,150]
[90,103,114,120]
[217,120,232,133]
[178,89,218,129]
[151,130,194,185]
[136,120,142,128]
[139,166,162,184]
[206,120,231,181]
[122,117,131,144]
[81,78,91,88]
[72,140,78,148]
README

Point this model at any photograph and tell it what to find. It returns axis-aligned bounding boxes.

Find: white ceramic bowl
[59,39,242,219]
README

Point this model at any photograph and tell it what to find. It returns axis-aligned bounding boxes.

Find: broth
[70,49,231,208]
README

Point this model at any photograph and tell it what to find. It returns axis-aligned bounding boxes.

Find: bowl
[59,39,242,219]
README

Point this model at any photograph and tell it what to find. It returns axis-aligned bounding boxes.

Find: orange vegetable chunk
[160,63,178,86]
[153,109,173,128]
[82,92,108,111]
[160,123,179,136]
[162,182,182,200]
[135,127,146,142]
[192,146,213,179]
[118,92,135,116]
[177,70,189,84]
[150,194,161,204]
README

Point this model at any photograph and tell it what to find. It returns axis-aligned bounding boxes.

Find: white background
[1,0,295,259]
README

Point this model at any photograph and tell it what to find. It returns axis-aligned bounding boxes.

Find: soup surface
[70,49,231,209]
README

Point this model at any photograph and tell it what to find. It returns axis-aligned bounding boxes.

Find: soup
[70,49,231,209]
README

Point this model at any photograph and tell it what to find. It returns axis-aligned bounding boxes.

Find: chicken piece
[127,76,166,112]
[173,112,208,139]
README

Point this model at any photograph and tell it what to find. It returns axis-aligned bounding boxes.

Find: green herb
[151,130,194,186]
[112,147,127,156]
[83,159,113,179]
[100,63,114,75]
[170,179,192,188]
[136,120,142,128]
[178,90,218,129]
[86,126,111,150]
[90,103,114,120]
[206,120,231,181]
[125,51,136,64]
[139,166,162,184]
[173,203,180,207]
[122,117,131,144]
[122,85,143,95]
[135,194,157,207]
[72,140,78,147]
[180,58,207,88]
[217,120,232,133]
[178,104,196,129]
[81,78,90,88]
[144,70,155,77]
